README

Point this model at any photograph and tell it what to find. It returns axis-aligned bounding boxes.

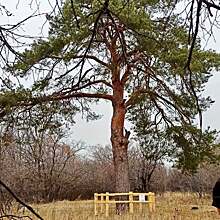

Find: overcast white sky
[73,73,220,146]
[1,0,220,146]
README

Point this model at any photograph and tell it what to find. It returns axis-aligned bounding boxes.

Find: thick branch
[34,92,113,104]
[0,180,43,220]
[202,0,220,10]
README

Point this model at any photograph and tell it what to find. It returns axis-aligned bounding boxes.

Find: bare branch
[0,180,43,220]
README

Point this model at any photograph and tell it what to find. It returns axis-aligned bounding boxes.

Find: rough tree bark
[110,48,130,212]
[111,98,130,193]
[109,34,131,194]
[111,99,130,213]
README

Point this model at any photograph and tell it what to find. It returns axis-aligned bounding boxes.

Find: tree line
[1,133,219,204]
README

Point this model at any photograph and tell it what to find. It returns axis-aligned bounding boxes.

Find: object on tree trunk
[111,97,130,214]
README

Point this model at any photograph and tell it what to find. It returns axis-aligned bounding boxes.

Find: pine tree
[2,0,220,195]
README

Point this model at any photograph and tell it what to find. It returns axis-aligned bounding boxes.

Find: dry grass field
[23,193,219,220]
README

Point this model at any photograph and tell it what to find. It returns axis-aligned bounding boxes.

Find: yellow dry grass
[24,193,220,220]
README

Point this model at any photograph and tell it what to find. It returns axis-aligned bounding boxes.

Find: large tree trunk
[110,81,130,214]
[109,35,130,213]
[111,103,130,193]
[110,73,130,192]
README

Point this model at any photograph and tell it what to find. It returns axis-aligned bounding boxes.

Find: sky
[203,74,220,131]
[1,0,220,146]
[73,74,220,146]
